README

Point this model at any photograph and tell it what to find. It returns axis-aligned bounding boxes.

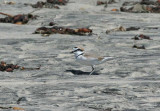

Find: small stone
[49,22,55,26]
[132,45,145,49]
[17,97,27,104]
[12,107,24,110]
[111,8,119,11]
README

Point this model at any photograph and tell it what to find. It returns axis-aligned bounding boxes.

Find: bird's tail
[104,57,114,60]
[101,57,114,63]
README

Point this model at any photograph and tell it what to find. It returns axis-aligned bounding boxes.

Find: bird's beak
[70,51,74,53]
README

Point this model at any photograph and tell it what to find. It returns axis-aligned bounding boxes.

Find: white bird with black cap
[71,47,114,75]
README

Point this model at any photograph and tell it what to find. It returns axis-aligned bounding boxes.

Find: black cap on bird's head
[70,47,84,53]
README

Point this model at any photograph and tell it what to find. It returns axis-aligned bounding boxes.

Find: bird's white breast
[76,55,100,66]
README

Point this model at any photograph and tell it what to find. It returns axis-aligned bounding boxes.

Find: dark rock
[47,0,69,5]
[132,34,152,40]
[49,22,56,26]
[132,45,145,49]
[17,97,27,104]
[126,27,140,31]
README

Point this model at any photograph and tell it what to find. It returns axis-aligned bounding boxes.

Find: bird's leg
[89,65,95,75]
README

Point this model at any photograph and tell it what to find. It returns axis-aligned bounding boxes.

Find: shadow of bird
[66,69,99,75]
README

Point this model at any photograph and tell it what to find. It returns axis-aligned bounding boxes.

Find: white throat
[74,51,84,58]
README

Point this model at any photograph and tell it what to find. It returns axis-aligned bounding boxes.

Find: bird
[71,47,114,75]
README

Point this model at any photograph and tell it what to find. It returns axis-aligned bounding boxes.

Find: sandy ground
[0,0,160,111]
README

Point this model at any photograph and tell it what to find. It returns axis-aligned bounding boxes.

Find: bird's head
[70,47,84,54]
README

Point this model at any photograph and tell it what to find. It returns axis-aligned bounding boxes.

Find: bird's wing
[84,54,104,61]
